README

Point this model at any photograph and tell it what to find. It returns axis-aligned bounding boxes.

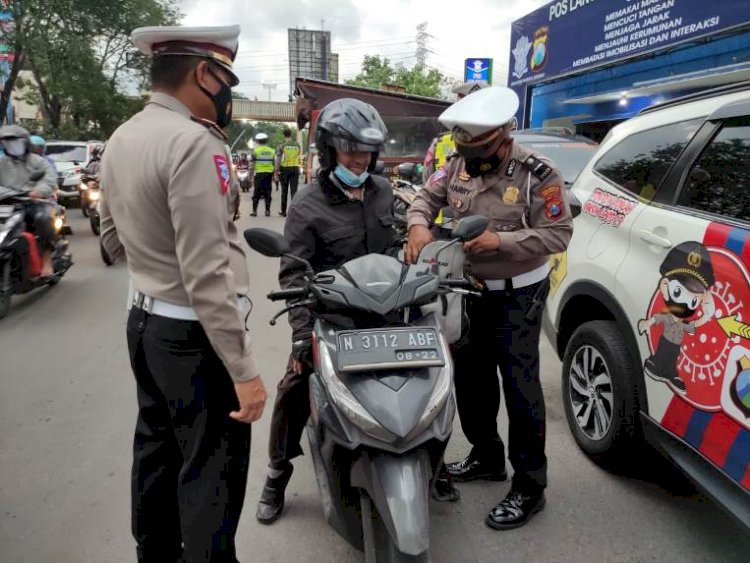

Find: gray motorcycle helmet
[315,98,387,173]
[0,124,30,141]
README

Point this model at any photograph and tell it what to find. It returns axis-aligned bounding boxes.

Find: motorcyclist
[29,135,57,171]
[237,152,250,169]
[0,125,58,277]
[82,144,104,178]
[255,98,401,525]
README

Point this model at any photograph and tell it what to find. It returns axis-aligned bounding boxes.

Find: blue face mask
[333,164,369,188]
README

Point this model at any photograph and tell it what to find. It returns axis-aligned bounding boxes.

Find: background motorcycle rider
[29,135,58,172]
[255,98,401,525]
[83,144,104,177]
[0,125,58,277]
[249,132,274,217]
[405,86,573,530]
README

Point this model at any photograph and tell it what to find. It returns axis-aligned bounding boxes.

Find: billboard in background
[288,29,339,98]
[509,0,749,91]
[464,58,493,84]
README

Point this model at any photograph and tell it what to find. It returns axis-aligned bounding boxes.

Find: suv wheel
[562,320,640,464]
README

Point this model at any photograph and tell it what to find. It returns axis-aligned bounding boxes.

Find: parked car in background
[45,141,103,206]
[511,128,599,185]
[544,81,750,530]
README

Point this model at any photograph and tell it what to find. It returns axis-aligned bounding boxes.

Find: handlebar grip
[267,288,307,301]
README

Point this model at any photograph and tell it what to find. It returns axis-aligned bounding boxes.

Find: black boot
[446,450,507,483]
[250,205,258,217]
[485,488,546,530]
[256,463,294,525]
[265,207,271,217]
[431,464,460,502]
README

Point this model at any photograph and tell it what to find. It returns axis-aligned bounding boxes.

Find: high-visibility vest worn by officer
[253,145,275,174]
[434,132,455,171]
[279,142,301,168]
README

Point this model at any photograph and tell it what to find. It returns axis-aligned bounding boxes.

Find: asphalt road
[1,199,749,562]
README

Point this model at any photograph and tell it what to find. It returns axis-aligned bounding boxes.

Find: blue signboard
[508,0,750,123]
[464,58,493,84]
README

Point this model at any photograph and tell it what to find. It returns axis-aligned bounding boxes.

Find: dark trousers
[127,307,252,563]
[268,354,311,468]
[252,173,273,212]
[24,201,55,249]
[452,278,550,492]
[648,336,681,381]
[279,167,299,214]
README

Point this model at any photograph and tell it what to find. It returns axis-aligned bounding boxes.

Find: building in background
[508,0,750,140]
[288,29,339,100]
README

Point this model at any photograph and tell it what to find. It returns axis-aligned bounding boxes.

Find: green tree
[2,0,178,137]
[346,55,446,99]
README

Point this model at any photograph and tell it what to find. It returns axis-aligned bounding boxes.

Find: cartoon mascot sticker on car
[638,242,716,396]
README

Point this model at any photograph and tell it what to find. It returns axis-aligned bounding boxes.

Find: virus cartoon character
[638,242,716,395]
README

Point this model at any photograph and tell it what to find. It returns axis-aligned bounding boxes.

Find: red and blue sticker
[213,154,230,195]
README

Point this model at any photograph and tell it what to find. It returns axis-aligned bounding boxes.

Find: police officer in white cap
[99,24,267,561]
[406,86,573,529]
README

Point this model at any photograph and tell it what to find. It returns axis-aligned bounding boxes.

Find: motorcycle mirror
[243,228,290,258]
[568,191,583,219]
[29,170,45,182]
[452,215,490,242]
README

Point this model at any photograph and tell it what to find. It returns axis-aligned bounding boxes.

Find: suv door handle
[639,229,672,248]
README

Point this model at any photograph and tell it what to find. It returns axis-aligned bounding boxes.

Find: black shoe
[446,452,507,483]
[256,464,294,525]
[431,468,460,502]
[265,209,270,217]
[279,211,286,217]
[250,211,258,217]
[485,489,546,530]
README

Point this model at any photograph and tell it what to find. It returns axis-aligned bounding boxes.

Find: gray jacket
[281,172,399,341]
[0,153,57,198]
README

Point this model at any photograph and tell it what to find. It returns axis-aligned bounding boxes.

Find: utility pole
[262,82,277,102]
[416,22,428,68]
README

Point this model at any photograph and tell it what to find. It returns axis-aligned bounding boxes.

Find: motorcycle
[87,185,102,236]
[390,162,423,239]
[0,170,74,319]
[78,175,99,217]
[243,215,488,562]
[237,167,250,192]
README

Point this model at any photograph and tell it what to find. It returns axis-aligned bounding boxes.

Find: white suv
[545,81,750,528]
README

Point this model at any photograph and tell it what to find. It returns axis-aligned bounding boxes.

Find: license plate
[336,328,444,373]
[0,205,15,219]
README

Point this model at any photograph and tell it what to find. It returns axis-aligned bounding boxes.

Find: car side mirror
[452,215,490,242]
[243,228,290,257]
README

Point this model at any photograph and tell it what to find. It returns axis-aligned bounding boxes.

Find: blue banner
[464,58,493,84]
[508,0,750,89]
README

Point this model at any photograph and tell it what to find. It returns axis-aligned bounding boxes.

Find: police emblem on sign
[213,154,230,195]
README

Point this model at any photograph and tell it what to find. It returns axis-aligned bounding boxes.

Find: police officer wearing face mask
[0,125,58,277]
[99,25,267,562]
[405,86,573,530]
[255,98,400,525]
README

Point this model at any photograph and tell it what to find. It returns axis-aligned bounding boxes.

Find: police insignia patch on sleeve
[213,155,230,195]
[542,185,563,219]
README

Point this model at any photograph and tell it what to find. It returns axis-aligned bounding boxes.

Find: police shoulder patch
[523,155,552,181]
[213,154,231,195]
[190,116,228,140]
[542,184,563,220]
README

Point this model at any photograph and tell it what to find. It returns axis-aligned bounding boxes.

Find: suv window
[678,115,750,221]
[594,119,702,200]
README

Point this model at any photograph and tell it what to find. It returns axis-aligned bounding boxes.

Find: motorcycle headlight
[54,217,63,232]
[89,190,101,202]
[317,339,395,443]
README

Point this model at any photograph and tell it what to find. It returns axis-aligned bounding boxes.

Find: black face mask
[199,67,233,128]
[665,300,696,319]
[465,153,502,177]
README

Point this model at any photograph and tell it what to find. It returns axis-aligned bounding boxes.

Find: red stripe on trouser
[698,412,741,468]
[661,396,694,438]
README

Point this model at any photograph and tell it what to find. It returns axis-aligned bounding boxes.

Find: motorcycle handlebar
[267,288,307,301]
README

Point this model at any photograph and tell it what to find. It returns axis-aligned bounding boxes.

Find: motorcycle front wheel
[361,491,429,563]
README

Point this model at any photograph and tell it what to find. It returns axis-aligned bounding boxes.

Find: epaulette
[190,116,227,140]
[522,155,553,181]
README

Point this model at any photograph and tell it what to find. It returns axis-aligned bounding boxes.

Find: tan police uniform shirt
[99,92,258,382]
[407,141,573,281]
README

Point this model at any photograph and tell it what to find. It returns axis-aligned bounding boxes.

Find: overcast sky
[179,0,550,101]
